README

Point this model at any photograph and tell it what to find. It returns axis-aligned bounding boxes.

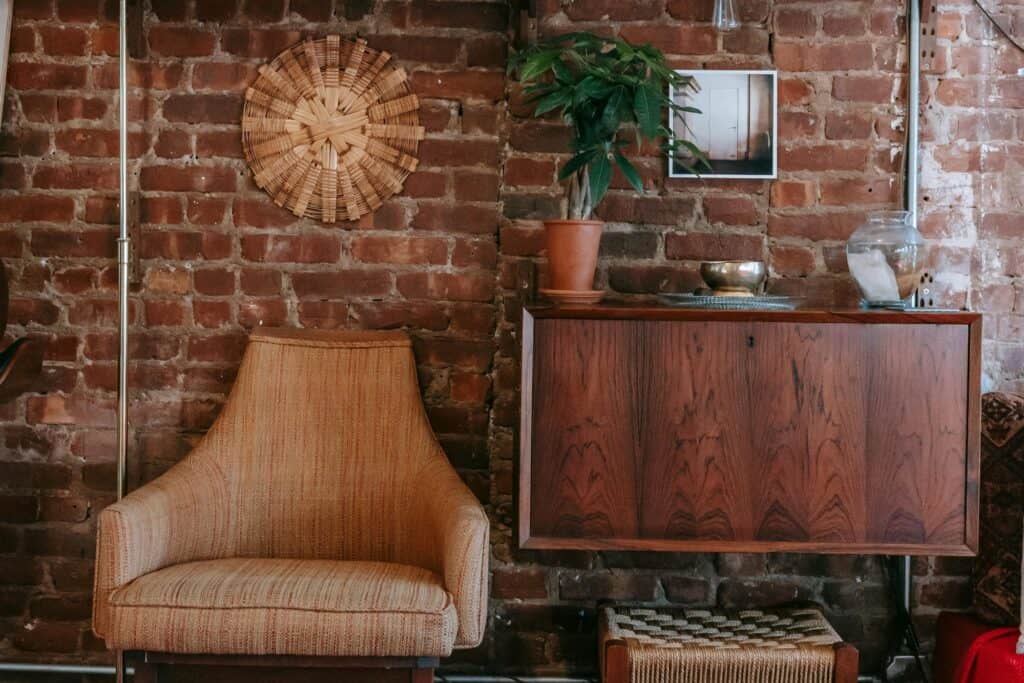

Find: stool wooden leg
[133,661,160,683]
[833,643,859,683]
[603,641,629,683]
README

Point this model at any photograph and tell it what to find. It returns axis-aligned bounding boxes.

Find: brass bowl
[699,260,766,297]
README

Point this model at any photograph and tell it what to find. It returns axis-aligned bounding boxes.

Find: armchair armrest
[92,451,231,638]
[417,455,490,649]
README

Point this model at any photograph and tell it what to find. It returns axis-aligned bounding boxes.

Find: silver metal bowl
[699,260,766,296]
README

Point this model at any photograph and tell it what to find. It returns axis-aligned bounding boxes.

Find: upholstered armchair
[93,329,489,680]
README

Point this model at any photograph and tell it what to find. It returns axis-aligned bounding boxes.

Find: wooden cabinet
[519,307,982,556]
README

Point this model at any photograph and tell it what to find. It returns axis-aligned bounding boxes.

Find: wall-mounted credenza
[519,306,981,556]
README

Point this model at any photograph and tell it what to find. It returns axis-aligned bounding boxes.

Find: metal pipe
[906,0,921,226]
[115,0,131,681]
[0,663,134,676]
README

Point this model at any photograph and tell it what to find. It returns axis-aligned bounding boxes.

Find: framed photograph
[669,69,778,179]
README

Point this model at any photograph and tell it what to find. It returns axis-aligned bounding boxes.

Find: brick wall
[0,0,1019,678]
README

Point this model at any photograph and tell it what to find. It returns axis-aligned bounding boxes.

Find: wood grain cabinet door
[521,312,978,556]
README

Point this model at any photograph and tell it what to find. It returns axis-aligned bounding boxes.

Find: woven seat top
[604,607,842,652]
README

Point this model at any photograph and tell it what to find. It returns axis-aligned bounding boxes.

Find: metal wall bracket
[920,0,940,72]
[127,190,141,285]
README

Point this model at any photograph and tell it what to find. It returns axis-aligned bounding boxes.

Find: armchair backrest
[193,328,442,564]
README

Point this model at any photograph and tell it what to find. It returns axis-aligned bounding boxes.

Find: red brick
[193,268,235,296]
[368,35,463,64]
[418,138,500,167]
[148,27,217,57]
[467,34,507,67]
[38,26,88,56]
[291,271,392,298]
[779,144,869,172]
[833,76,895,103]
[820,178,896,206]
[242,0,284,22]
[31,229,115,257]
[238,299,288,328]
[94,62,183,89]
[767,212,864,241]
[770,180,816,208]
[504,158,554,187]
[350,301,448,331]
[8,62,87,89]
[195,0,237,20]
[770,246,817,277]
[396,272,494,302]
[163,95,242,124]
[403,171,447,198]
[188,333,248,363]
[492,568,548,599]
[34,164,118,190]
[233,198,296,228]
[296,301,350,329]
[192,63,259,92]
[240,269,281,296]
[402,1,507,31]
[140,166,237,193]
[188,197,229,225]
[826,112,874,140]
[196,131,243,158]
[351,235,448,265]
[775,8,816,37]
[241,234,341,264]
[559,573,658,601]
[619,24,717,55]
[154,129,192,158]
[774,43,874,71]
[55,129,147,157]
[704,196,760,226]
[454,170,500,202]
[824,12,867,37]
[221,28,302,58]
[666,232,765,261]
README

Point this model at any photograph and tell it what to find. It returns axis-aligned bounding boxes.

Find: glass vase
[846,210,929,308]
[712,0,740,32]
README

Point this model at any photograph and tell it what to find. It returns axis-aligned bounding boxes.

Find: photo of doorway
[669,69,778,179]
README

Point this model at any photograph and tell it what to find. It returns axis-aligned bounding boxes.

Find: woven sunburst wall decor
[241,35,424,223]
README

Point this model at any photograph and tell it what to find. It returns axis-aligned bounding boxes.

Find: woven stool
[600,607,859,683]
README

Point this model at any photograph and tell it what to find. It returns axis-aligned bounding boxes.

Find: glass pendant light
[713,0,740,32]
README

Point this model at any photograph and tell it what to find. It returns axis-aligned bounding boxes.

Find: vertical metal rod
[906,0,921,226]
[115,0,130,680]
[117,0,129,502]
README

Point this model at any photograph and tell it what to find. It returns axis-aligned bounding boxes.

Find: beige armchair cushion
[105,558,457,656]
[93,329,489,656]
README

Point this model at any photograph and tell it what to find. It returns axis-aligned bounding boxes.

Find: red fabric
[934,612,1024,683]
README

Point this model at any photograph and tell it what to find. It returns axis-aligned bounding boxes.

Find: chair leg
[410,667,433,683]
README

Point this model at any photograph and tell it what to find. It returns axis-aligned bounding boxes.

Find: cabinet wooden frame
[518,306,982,556]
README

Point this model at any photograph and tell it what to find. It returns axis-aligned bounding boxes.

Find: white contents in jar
[847,248,901,302]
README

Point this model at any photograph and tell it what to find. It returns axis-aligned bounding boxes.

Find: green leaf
[559,150,594,180]
[533,90,571,116]
[613,152,643,192]
[601,87,626,133]
[519,50,558,82]
[633,83,661,138]
[588,153,612,207]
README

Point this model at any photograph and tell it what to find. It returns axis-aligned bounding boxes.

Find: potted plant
[508,32,707,299]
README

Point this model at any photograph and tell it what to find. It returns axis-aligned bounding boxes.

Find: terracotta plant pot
[544,219,604,292]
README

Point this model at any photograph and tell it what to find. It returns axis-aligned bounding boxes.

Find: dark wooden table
[519,305,981,556]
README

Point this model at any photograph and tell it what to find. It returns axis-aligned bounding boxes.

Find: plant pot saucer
[539,288,605,305]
